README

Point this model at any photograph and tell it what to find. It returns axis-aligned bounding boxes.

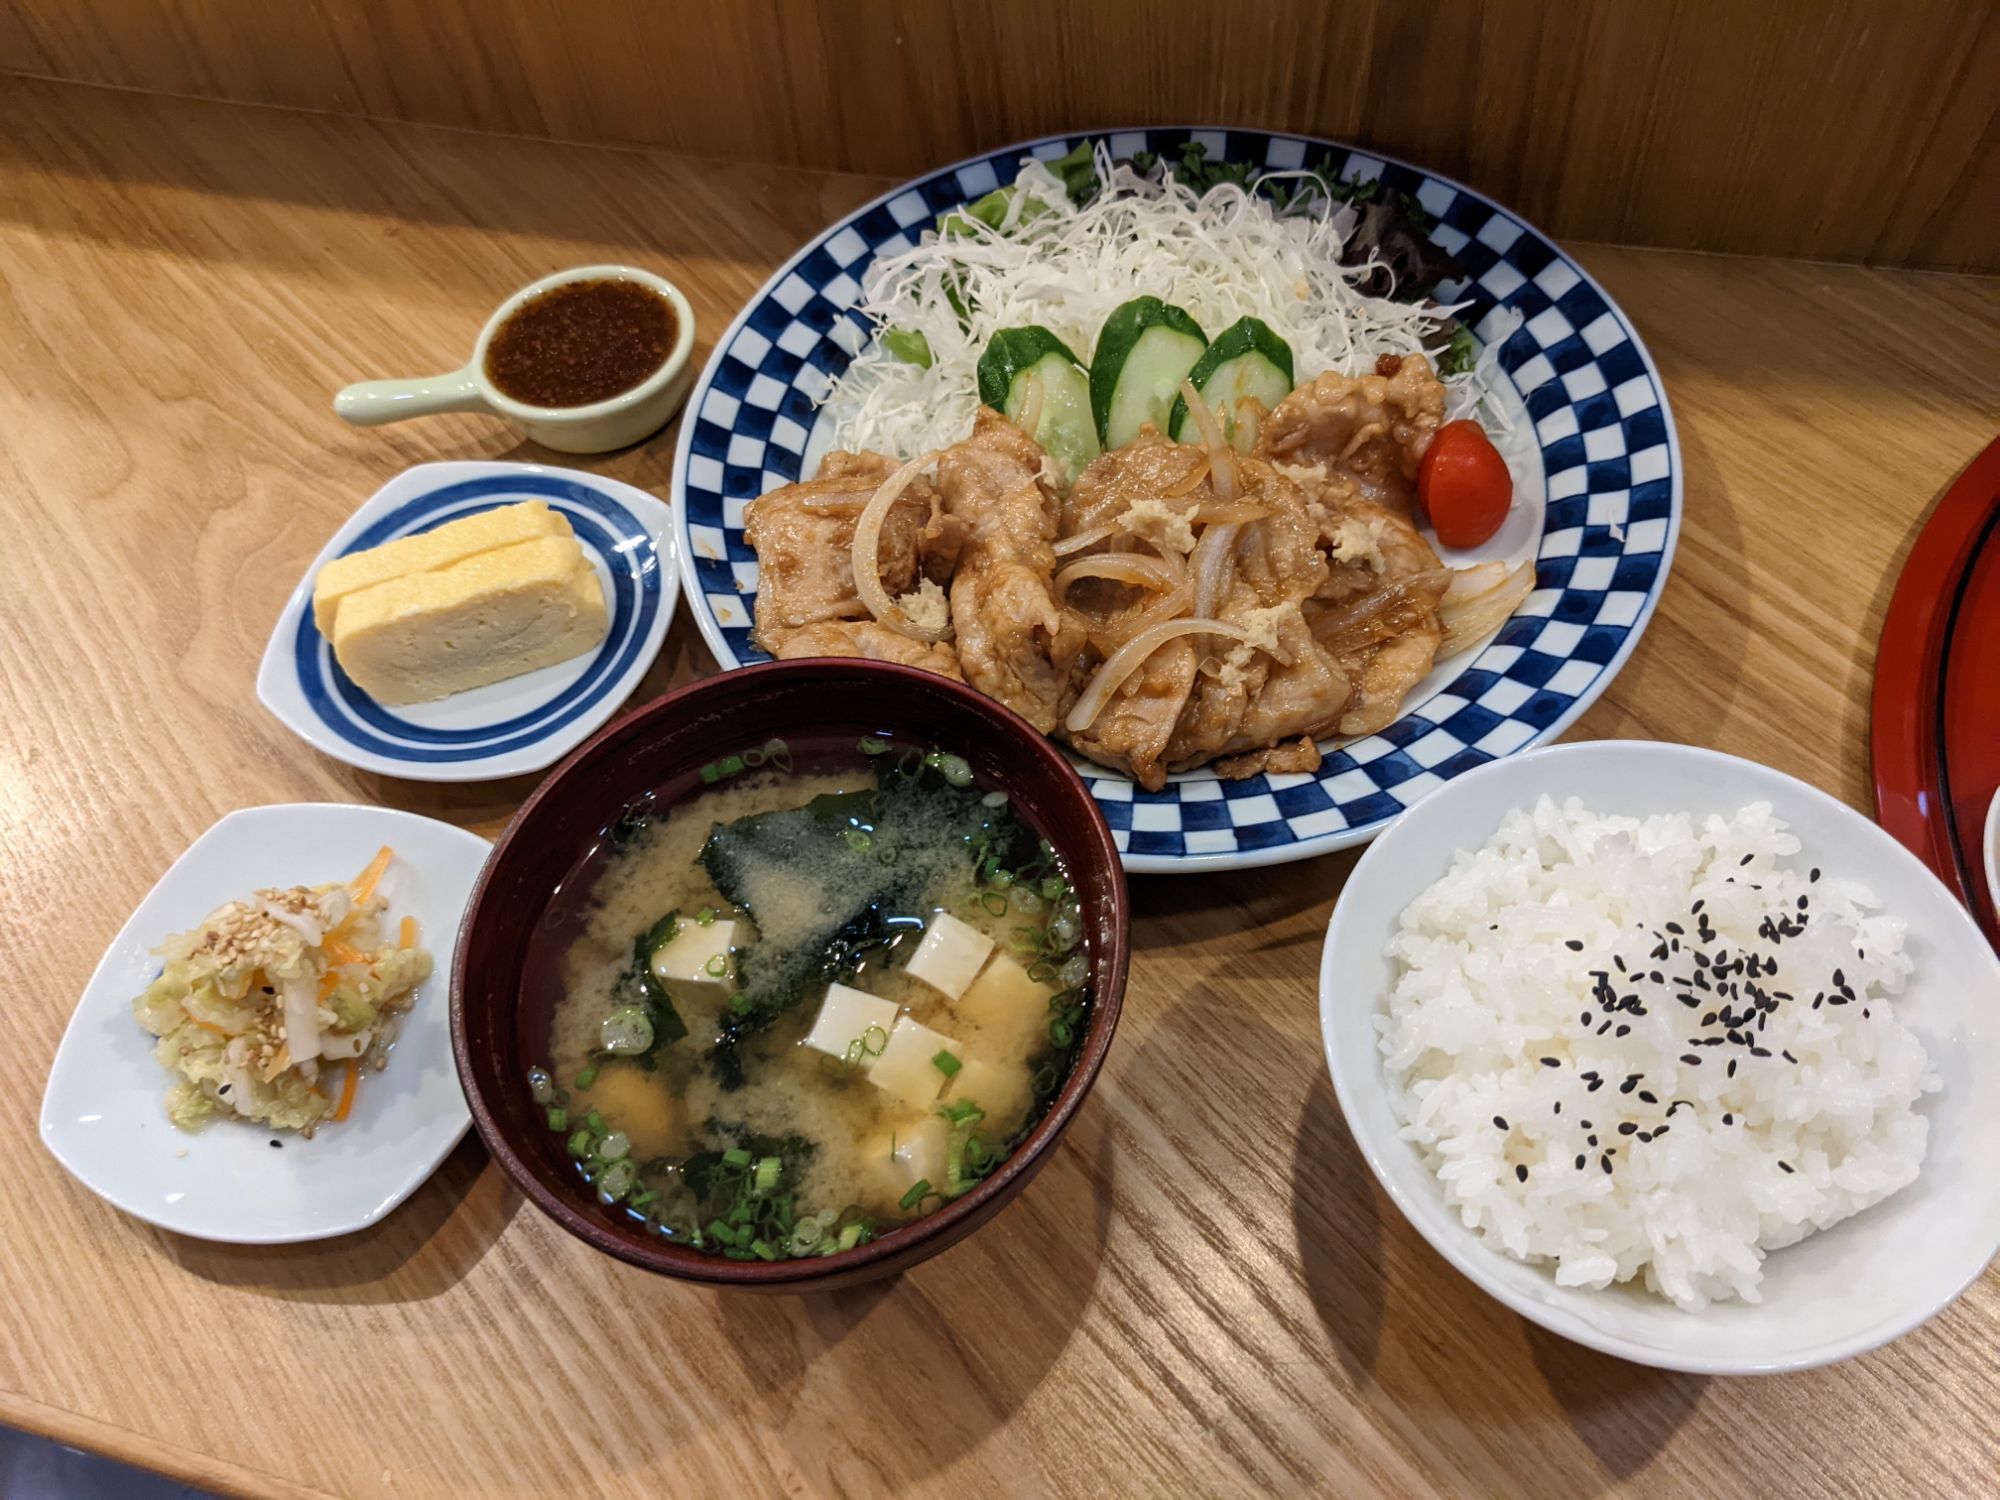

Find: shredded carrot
[399,914,418,949]
[333,1061,359,1122]
[348,845,394,906]
[316,970,340,1001]
[181,1006,231,1037]
[323,935,367,967]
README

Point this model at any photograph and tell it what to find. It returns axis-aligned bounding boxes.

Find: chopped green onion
[527,1067,555,1105]
[600,1005,654,1054]
[628,1188,659,1210]
[843,827,874,854]
[1050,1020,1074,1048]
[742,746,766,768]
[720,754,745,777]
[575,1065,599,1091]
[753,1156,781,1194]
[699,763,720,784]
[707,1217,735,1243]
[981,790,1009,809]
[933,753,974,787]
[749,1238,779,1261]
[861,1024,888,1057]
[898,1179,933,1210]
[788,1218,824,1254]
[981,891,1008,917]
[722,1147,752,1168]
[966,1136,994,1169]
[859,735,890,756]
[696,906,716,925]
[940,1098,985,1126]
[597,1160,637,1200]
[567,1128,592,1158]
[836,1222,866,1251]
[1031,1062,1060,1095]
[1039,877,1067,901]
[546,1106,568,1132]
[704,954,729,977]
[765,737,793,771]
[585,1110,605,1135]
[595,1131,631,1163]
[728,991,752,1015]
[932,1050,962,1078]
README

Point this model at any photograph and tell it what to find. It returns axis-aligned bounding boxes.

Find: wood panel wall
[2,0,1995,270]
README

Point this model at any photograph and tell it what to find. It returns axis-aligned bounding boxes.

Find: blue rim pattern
[671,127,1680,868]
[293,474,663,764]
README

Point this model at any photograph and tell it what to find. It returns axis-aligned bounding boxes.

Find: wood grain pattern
[1,0,1996,270]
[2,74,1998,1500]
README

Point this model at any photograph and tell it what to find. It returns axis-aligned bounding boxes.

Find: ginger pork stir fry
[748,355,1531,789]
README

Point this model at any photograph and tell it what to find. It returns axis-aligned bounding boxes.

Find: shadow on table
[156,1133,510,1302]
[696,1100,1115,1488]
[1289,1068,1707,1490]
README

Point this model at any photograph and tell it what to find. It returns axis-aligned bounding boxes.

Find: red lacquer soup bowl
[452,659,1130,1289]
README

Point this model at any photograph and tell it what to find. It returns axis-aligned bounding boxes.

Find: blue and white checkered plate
[259,461,676,782]
[670,128,1681,873]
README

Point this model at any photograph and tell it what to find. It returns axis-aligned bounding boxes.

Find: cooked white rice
[1379,795,1939,1311]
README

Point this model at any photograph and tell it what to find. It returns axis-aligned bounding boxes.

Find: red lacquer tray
[1872,435,2000,952]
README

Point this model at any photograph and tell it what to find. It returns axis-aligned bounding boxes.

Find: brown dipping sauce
[485,278,677,409]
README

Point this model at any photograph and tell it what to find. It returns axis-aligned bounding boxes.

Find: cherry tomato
[1417,420,1513,548]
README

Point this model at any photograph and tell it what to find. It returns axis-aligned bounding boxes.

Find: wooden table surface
[3,76,1997,1500]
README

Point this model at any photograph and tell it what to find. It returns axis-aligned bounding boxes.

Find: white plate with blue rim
[671,128,1682,873]
[41,803,488,1244]
[259,460,677,782]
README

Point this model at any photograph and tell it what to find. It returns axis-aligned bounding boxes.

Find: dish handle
[334,369,488,426]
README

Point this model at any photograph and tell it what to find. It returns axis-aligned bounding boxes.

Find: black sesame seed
[1588,1134,1599,1145]
[1620,1077,1638,1094]
[1588,1077,1604,1089]
[1597,1022,1612,1035]
[1615,1024,1631,1037]
[1516,1164,1529,1183]
[1553,1102,1562,1115]
[1691,900,1705,914]
[1740,853,1754,866]
[1779,1161,1795,1174]
[1540,1057,1560,1068]
[1638,1131,1653,1143]
[1723,1112,1734,1124]
[1833,968,1846,987]
[1782,1050,1798,1064]
[1493,1115,1509,1130]
[1680,1054,1701,1065]
[1565,939,1584,952]
[1665,922,1684,935]
[1810,867,1821,882]
[1750,1046,1772,1058]
[1580,1011,1594,1027]
[1728,1060,1738,1078]
[1796,896,1808,911]
[1613,955,1627,973]
[268,1140,282,1149]
[1575,1154,1587,1170]
[1639,1091,1658,1104]
[1601,1155,1613,1174]
[1618,1122,1638,1135]
[1653,1124,1670,1137]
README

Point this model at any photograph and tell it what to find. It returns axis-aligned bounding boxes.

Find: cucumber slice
[1089,297,1208,449]
[977,327,1100,483]
[1167,317,1295,448]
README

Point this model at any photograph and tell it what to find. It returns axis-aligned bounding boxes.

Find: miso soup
[524,735,1090,1259]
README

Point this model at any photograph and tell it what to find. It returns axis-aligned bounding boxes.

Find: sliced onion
[1162,456,1211,498]
[1193,501,1271,525]
[1053,523,1118,557]
[849,450,949,642]
[1177,378,1237,500]
[1065,616,1262,733]
[1232,396,1263,453]
[1191,522,1241,619]
[258,898,325,948]
[1054,553,1183,600]
[1439,559,1535,657]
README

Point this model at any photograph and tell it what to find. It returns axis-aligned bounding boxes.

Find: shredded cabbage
[823,144,1506,459]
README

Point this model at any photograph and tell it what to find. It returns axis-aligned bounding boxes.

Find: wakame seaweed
[697,755,1035,1087]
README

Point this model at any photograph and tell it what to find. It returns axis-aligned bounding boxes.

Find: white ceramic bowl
[1319,740,2000,1373]
[42,804,488,1243]
[1984,789,1999,920]
[334,264,695,453]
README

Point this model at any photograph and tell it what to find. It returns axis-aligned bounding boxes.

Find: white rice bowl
[1378,795,1939,1312]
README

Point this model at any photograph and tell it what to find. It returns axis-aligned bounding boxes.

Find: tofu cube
[649,918,738,1004]
[801,983,900,1062]
[866,1016,965,1110]
[904,911,995,1000]
[957,953,1057,1061]
[858,1116,950,1209]
[942,1055,1033,1129]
